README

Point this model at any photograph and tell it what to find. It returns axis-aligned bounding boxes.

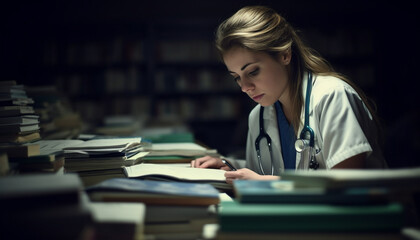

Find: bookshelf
[30,19,256,154]
[4,1,416,157]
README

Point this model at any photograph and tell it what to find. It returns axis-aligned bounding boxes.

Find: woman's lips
[252,94,264,102]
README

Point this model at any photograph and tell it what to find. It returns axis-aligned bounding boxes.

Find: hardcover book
[86,178,220,206]
[218,201,404,232]
[233,180,390,205]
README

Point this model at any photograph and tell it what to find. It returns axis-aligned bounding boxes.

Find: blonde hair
[216,6,379,134]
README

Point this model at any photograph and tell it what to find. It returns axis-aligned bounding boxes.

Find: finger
[220,166,231,171]
[193,156,212,167]
[197,160,215,169]
[224,171,239,178]
[190,160,195,168]
[226,177,234,185]
[193,158,207,168]
[195,155,212,161]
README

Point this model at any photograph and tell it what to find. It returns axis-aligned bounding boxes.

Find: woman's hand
[191,155,231,170]
[224,168,280,184]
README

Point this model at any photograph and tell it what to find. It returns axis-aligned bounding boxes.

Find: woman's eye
[249,68,259,76]
[233,76,240,82]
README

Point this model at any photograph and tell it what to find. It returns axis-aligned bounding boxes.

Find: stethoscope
[256,72,319,175]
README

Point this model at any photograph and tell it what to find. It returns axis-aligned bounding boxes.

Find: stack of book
[0,152,9,176]
[216,168,420,240]
[63,137,147,186]
[140,142,217,163]
[86,178,220,240]
[0,81,42,174]
[0,174,93,240]
[86,198,146,240]
[0,81,41,144]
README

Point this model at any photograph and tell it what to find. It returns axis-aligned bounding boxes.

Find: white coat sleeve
[316,85,373,168]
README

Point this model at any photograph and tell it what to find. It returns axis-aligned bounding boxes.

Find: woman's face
[223,46,291,107]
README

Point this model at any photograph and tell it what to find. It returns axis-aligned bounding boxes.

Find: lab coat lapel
[263,104,283,173]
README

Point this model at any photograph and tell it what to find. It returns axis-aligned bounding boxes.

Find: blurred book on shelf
[25,85,83,140]
[94,115,145,136]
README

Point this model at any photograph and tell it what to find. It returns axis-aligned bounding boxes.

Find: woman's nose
[240,78,254,92]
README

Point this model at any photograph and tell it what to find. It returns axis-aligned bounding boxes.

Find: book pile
[63,137,147,186]
[140,142,217,163]
[0,173,147,240]
[86,178,220,239]
[0,174,93,240]
[0,81,43,174]
[216,168,420,240]
[0,81,40,144]
[87,199,146,240]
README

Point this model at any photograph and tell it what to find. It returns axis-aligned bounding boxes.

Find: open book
[142,143,212,156]
[123,163,231,191]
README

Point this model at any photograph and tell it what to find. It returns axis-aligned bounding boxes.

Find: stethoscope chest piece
[309,156,320,170]
[256,71,319,172]
[294,71,319,170]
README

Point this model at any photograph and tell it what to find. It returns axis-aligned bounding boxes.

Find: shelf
[156,61,225,69]
[41,62,148,74]
[68,92,150,101]
[12,16,381,145]
[154,90,242,98]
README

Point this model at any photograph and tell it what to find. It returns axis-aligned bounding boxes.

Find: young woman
[191,6,387,184]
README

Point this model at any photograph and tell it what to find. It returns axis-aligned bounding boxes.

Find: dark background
[1,0,419,168]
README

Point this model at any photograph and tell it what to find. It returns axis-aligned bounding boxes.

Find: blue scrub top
[275,101,296,170]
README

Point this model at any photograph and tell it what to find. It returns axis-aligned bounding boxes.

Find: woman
[191,6,387,183]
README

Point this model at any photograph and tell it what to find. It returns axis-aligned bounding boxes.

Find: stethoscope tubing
[256,71,318,173]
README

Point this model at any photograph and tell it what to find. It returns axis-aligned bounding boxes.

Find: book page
[36,140,84,155]
[148,143,206,151]
[64,138,142,150]
[123,163,226,182]
[144,142,216,157]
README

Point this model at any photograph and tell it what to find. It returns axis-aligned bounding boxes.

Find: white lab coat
[231,73,387,174]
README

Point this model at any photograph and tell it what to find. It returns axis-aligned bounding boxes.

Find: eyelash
[249,68,259,76]
[232,68,259,82]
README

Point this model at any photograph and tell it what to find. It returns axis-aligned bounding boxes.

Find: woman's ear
[279,48,292,65]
